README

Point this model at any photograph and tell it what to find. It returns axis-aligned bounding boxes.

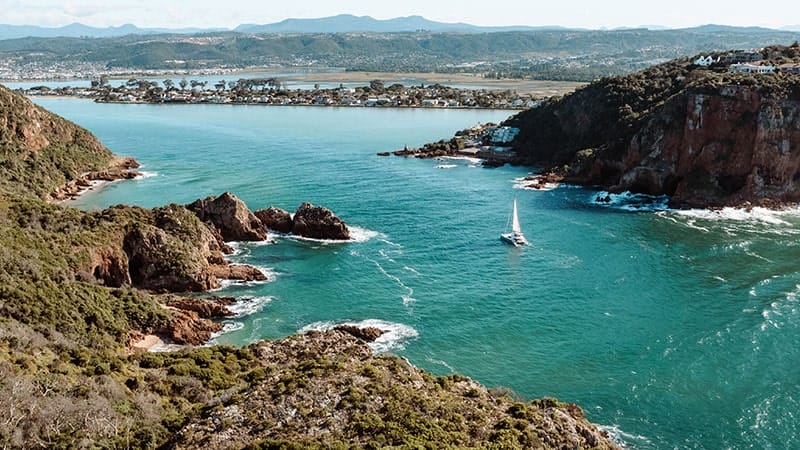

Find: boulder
[186,192,267,242]
[334,325,386,342]
[161,309,223,345]
[291,202,350,240]
[123,223,218,292]
[254,207,293,233]
[88,246,131,287]
[165,296,234,318]
[207,264,268,282]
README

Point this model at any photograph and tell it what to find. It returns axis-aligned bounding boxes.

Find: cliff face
[509,45,800,207]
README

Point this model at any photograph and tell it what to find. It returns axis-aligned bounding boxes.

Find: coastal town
[17,77,543,110]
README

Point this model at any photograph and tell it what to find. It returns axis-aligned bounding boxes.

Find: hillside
[0,85,617,447]
[2,28,798,81]
[507,43,800,207]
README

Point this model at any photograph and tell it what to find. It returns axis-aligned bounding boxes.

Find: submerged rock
[291,202,350,240]
[186,192,267,242]
[254,206,293,233]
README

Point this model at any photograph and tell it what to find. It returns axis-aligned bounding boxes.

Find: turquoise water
[35,98,800,448]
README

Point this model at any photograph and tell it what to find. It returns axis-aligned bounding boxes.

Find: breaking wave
[298,319,419,353]
[591,191,670,211]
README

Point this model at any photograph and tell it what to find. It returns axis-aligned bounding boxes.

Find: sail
[511,198,521,233]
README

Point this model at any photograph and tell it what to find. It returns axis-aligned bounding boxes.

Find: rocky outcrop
[291,202,350,240]
[48,158,142,202]
[165,296,234,319]
[207,264,268,282]
[507,45,800,208]
[87,245,131,287]
[161,308,224,345]
[254,207,293,233]
[333,325,385,342]
[123,204,265,292]
[170,330,619,449]
[186,192,267,241]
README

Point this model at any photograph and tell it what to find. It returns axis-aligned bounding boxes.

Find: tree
[369,79,385,92]
[163,79,174,91]
[179,79,188,90]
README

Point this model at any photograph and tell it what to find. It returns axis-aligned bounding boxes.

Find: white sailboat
[500,197,528,247]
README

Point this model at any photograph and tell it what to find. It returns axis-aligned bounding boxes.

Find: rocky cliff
[508,44,800,207]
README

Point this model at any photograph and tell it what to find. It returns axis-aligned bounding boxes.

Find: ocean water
[35,97,800,448]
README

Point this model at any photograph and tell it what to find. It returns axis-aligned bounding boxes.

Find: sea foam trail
[279,225,379,244]
[298,319,419,353]
[135,171,158,179]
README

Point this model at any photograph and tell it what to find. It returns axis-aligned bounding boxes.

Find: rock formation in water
[292,201,351,239]
[186,192,267,241]
[507,44,800,208]
[254,206,293,233]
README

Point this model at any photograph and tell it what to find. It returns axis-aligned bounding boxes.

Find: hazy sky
[0,0,796,29]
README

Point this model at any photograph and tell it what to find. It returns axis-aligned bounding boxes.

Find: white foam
[136,171,158,179]
[281,225,379,244]
[670,206,798,225]
[227,295,274,317]
[440,155,483,165]
[363,253,416,305]
[211,267,277,291]
[513,175,559,191]
[591,191,670,211]
[435,164,458,169]
[600,423,651,447]
[298,319,419,353]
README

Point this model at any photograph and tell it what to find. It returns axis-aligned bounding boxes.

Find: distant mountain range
[0,22,223,40]
[234,14,566,34]
[0,15,797,40]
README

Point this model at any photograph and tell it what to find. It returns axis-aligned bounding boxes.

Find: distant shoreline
[4,71,585,97]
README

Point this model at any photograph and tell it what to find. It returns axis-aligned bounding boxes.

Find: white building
[693,55,719,66]
[729,63,776,74]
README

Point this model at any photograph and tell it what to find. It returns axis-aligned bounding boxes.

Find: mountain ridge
[1,16,798,40]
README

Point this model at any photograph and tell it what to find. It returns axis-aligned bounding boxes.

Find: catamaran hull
[501,233,527,247]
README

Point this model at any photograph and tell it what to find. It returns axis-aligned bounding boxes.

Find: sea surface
[34,97,800,449]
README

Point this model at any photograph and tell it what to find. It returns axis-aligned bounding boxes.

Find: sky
[0,0,796,30]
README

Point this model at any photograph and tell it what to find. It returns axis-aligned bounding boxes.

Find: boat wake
[353,247,417,306]
[298,319,419,353]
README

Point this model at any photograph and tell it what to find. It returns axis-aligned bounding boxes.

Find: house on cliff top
[728,63,775,74]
